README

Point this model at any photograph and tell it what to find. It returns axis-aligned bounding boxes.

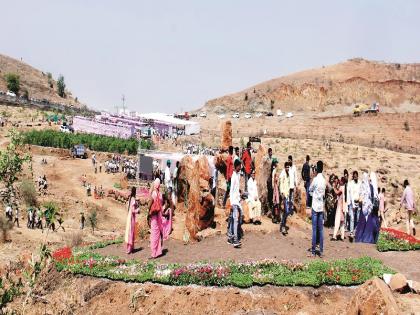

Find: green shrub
[22,129,151,154]
[57,75,66,97]
[4,73,20,95]
[19,179,38,207]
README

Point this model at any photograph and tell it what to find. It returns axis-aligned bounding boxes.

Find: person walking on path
[13,207,20,228]
[309,161,326,258]
[149,179,164,258]
[227,159,243,248]
[400,179,416,236]
[280,162,291,235]
[331,177,346,241]
[125,186,140,254]
[265,148,274,215]
[288,155,297,215]
[348,171,361,240]
[272,159,280,224]
[379,188,388,228]
[301,155,311,209]
[223,146,234,208]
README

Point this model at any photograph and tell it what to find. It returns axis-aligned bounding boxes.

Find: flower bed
[377,228,420,252]
[53,243,394,288]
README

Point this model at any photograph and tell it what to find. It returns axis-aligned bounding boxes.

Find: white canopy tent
[136,113,200,135]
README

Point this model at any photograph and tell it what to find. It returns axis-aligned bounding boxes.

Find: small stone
[389,273,408,292]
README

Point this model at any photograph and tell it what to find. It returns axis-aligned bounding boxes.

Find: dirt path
[97,224,420,281]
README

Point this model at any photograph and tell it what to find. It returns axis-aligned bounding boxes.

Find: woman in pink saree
[125,187,140,254]
[149,178,163,258]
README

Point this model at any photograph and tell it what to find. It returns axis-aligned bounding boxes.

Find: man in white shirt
[164,160,172,192]
[227,159,242,248]
[309,161,326,257]
[172,161,179,203]
[347,171,361,237]
[247,170,261,224]
[288,155,297,215]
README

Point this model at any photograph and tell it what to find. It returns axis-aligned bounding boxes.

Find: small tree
[19,179,38,207]
[4,73,20,95]
[57,75,66,97]
[0,130,31,206]
[88,210,97,233]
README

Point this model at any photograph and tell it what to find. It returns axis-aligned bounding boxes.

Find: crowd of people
[221,143,417,256]
[121,139,417,259]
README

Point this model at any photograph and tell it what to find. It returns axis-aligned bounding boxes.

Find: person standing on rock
[223,146,234,208]
[227,159,243,248]
[242,142,253,193]
[309,160,326,258]
[301,155,311,209]
[400,179,416,236]
[288,155,297,215]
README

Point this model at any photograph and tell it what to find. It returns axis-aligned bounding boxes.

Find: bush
[88,210,97,233]
[57,75,66,97]
[19,179,38,207]
[66,231,84,247]
[404,121,410,131]
[4,73,20,95]
[22,129,151,154]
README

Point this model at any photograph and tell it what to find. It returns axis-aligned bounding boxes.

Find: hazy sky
[1,0,419,113]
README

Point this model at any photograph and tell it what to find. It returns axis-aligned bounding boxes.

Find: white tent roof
[137,112,198,126]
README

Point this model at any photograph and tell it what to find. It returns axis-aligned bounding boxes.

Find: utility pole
[121,94,126,115]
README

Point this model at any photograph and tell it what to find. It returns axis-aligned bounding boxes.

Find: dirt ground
[1,103,420,314]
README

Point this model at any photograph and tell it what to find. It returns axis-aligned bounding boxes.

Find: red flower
[52,247,73,262]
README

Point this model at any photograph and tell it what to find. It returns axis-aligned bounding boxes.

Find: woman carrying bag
[149,178,164,258]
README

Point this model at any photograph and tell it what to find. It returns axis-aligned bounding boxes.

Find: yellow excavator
[353,102,379,116]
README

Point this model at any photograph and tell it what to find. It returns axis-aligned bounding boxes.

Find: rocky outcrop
[221,121,232,151]
[347,277,400,315]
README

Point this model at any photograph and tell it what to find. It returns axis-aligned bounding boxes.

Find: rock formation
[221,121,232,151]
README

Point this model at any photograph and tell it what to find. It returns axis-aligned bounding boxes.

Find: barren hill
[0,53,82,107]
[204,58,420,113]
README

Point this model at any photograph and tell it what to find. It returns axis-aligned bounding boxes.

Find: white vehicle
[276,109,283,116]
[60,125,70,133]
[255,112,262,118]
[231,113,239,119]
[218,114,225,119]
[199,112,207,118]
[244,113,252,119]
[6,91,16,97]
[286,112,293,118]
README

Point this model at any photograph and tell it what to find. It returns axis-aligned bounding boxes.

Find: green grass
[54,242,394,288]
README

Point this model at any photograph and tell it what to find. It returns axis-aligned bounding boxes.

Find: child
[379,188,387,228]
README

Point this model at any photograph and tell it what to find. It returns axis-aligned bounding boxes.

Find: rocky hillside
[204,58,420,113]
[0,53,82,107]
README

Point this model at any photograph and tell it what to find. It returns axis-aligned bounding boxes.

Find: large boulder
[253,144,271,212]
[347,277,400,315]
[221,120,232,151]
[183,157,215,241]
